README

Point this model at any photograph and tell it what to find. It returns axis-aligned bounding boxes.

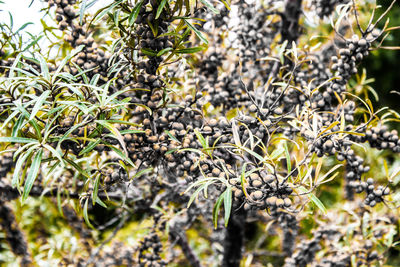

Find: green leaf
[92,0,123,25]
[95,197,107,208]
[83,198,95,229]
[132,167,153,179]
[22,148,43,202]
[8,53,23,78]
[194,128,207,149]
[79,139,102,155]
[157,47,173,56]
[12,116,25,138]
[104,87,135,106]
[108,145,136,168]
[141,47,158,56]
[187,184,207,208]
[175,46,205,54]
[53,45,85,82]
[57,187,64,216]
[120,129,145,134]
[213,191,225,229]
[240,163,248,198]
[164,130,180,143]
[12,145,37,188]
[64,157,91,179]
[129,1,143,26]
[38,54,50,81]
[22,35,43,52]
[298,186,327,215]
[183,19,208,45]
[15,22,33,34]
[147,19,158,37]
[237,145,264,163]
[218,0,230,10]
[42,144,65,168]
[134,102,153,114]
[0,137,38,143]
[80,0,88,25]
[156,0,167,19]
[92,173,100,206]
[270,146,285,160]
[29,90,51,121]
[95,120,128,156]
[57,120,89,147]
[224,187,232,227]
[0,109,19,131]
[231,120,241,147]
[200,0,219,14]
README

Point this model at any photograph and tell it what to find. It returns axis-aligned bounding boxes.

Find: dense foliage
[0,0,400,266]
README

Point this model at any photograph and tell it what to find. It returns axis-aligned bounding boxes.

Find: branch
[280,0,303,46]
[222,209,246,267]
[86,211,130,266]
[0,182,126,201]
[0,201,32,266]
[170,227,203,267]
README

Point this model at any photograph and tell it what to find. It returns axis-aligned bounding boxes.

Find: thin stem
[352,0,364,34]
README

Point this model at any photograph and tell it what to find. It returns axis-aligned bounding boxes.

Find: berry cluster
[311,0,349,19]
[284,218,388,267]
[45,0,110,79]
[274,211,298,255]
[138,231,167,267]
[226,0,273,71]
[202,72,251,110]
[364,125,400,152]
[229,169,293,212]
[349,177,390,207]
[295,54,332,93]
[46,0,77,28]
[92,242,136,266]
[127,0,175,76]
[104,166,129,186]
[329,34,372,96]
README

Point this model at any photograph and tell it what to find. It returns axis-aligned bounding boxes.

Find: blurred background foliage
[362,2,400,115]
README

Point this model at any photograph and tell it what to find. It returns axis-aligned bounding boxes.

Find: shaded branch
[222,209,246,267]
[170,227,203,267]
[0,201,32,266]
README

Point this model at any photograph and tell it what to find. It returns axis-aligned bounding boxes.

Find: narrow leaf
[155,0,167,19]
[298,186,327,214]
[224,187,232,227]
[129,1,143,26]
[22,148,43,202]
[175,46,205,54]
[0,137,38,143]
[183,19,208,45]
[29,90,51,121]
[83,198,95,229]
[200,0,219,14]
[213,191,225,229]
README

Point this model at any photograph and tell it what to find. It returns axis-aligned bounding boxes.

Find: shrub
[0,0,400,266]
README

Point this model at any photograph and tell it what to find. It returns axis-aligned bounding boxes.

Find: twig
[371,0,397,32]
[222,209,246,267]
[86,211,130,266]
[352,0,364,34]
[170,227,203,267]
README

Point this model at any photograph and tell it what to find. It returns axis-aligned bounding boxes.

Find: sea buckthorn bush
[0,0,400,266]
